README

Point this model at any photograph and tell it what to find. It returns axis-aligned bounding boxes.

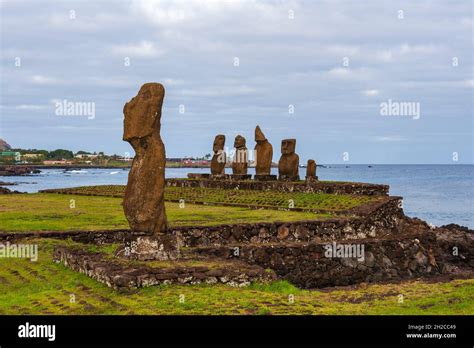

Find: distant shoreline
[1,164,282,170]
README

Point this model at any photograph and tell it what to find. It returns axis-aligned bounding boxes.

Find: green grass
[42,185,380,212]
[0,193,331,232]
[0,238,472,315]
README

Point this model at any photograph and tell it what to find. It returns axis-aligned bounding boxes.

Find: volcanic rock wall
[167,178,389,196]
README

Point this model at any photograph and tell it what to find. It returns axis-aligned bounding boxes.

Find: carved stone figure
[232,135,248,175]
[306,159,318,181]
[254,125,273,177]
[278,139,299,181]
[211,134,226,175]
[122,83,168,235]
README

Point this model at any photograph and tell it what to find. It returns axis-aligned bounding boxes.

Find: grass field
[1,191,472,315]
[0,238,472,315]
[0,193,330,232]
[41,185,380,212]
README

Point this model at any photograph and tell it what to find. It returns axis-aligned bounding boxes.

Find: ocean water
[2,165,473,229]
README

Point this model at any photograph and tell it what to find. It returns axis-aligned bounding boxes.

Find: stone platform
[53,246,276,291]
[40,176,471,291]
[167,178,389,196]
[53,224,473,290]
[51,198,473,290]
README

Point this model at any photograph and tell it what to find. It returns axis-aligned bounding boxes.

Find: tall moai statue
[278,139,300,181]
[306,159,318,181]
[210,134,226,175]
[122,83,167,235]
[232,135,249,176]
[254,125,275,180]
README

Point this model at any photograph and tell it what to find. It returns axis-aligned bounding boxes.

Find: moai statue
[123,83,167,234]
[210,134,226,175]
[232,135,248,175]
[119,83,179,261]
[278,139,300,181]
[306,159,318,181]
[254,125,275,180]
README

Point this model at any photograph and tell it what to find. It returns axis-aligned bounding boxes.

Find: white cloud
[30,75,63,85]
[398,79,474,88]
[15,104,47,110]
[376,44,442,62]
[163,78,185,86]
[326,67,372,80]
[374,135,405,142]
[111,40,165,58]
[130,0,283,26]
[362,89,379,97]
[463,79,474,88]
[1,0,472,163]
[179,85,258,97]
[327,68,351,78]
[323,44,360,56]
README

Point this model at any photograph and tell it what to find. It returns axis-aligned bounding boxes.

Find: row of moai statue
[210,125,318,181]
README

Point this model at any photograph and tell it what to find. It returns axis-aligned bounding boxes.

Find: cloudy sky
[0,0,472,164]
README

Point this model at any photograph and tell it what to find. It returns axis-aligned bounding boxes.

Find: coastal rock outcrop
[0,138,11,151]
[0,165,40,176]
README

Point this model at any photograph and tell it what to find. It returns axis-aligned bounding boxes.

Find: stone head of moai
[281,139,296,155]
[255,125,266,143]
[213,134,225,153]
[211,134,226,175]
[278,138,299,180]
[306,159,317,178]
[234,135,246,149]
[123,83,165,151]
[232,135,248,175]
[254,125,273,176]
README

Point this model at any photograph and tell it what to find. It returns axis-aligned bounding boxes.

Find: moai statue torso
[123,83,167,234]
[232,135,248,175]
[254,125,273,175]
[278,139,299,180]
[306,159,317,180]
[211,134,226,175]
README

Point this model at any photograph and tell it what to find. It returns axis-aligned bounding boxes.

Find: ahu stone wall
[166,178,389,196]
[191,232,443,288]
[171,197,404,247]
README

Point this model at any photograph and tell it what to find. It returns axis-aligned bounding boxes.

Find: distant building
[22,153,42,159]
[182,158,209,166]
[75,154,98,159]
[0,151,20,161]
[115,156,132,162]
[43,160,73,165]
